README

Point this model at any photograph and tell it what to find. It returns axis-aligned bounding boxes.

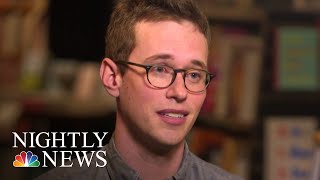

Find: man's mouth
[157,109,189,118]
[161,113,185,118]
[157,110,189,125]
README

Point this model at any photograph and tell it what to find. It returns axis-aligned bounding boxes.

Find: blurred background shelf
[0,0,320,180]
[0,1,32,14]
[260,92,320,115]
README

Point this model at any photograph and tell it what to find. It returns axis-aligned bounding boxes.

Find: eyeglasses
[115,60,215,93]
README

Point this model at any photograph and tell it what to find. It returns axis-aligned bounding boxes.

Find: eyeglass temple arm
[115,61,151,69]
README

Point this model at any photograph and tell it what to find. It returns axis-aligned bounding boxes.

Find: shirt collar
[105,136,192,180]
[105,136,140,180]
[172,141,191,180]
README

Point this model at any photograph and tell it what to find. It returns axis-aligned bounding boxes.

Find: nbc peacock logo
[13,151,40,167]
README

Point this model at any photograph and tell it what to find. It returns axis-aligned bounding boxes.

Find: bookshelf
[193,2,268,179]
[203,6,266,22]
[0,1,32,14]
[0,1,319,180]
[195,1,320,180]
[0,0,47,94]
[254,7,320,180]
[260,92,320,115]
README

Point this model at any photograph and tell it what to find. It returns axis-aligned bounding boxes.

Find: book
[273,26,319,91]
[19,0,49,92]
[311,131,320,180]
[1,12,22,56]
[197,0,254,10]
[311,148,320,180]
[200,26,223,115]
[211,31,263,126]
[0,12,22,93]
[293,0,320,11]
[264,116,318,180]
[188,127,250,178]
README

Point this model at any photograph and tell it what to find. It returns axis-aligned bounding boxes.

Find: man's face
[118,20,208,148]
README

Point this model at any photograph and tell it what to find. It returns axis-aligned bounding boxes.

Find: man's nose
[165,73,188,102]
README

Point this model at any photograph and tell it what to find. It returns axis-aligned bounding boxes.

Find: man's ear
[100,58,122,97]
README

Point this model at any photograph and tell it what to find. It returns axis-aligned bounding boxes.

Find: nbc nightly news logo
[12,132,109,168]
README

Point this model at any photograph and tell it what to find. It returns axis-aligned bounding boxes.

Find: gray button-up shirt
[36,137,242,180]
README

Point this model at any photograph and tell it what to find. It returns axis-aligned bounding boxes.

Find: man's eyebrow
[144,53,207,69]
[144,54,173,62]
[191,59,207,69]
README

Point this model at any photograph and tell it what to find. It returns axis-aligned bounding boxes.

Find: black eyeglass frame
[115,60,215,93]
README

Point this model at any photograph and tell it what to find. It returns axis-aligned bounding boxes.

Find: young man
[37,0,242,179]
[99,0,241,179]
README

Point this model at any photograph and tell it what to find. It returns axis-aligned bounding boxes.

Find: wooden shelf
[196,116,253,138]
[315,131,320,145]
[0,90,116,119]
[259,92,320,116]
[203,7,267,23]
[0,1,32,14]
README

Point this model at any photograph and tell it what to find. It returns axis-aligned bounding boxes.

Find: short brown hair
[105,0,210,72]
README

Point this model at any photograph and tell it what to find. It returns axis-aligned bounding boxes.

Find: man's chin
[147,135,185,155]
[131,127,186,154]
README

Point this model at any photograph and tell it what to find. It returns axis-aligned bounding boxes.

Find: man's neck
[114,123,185,180]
